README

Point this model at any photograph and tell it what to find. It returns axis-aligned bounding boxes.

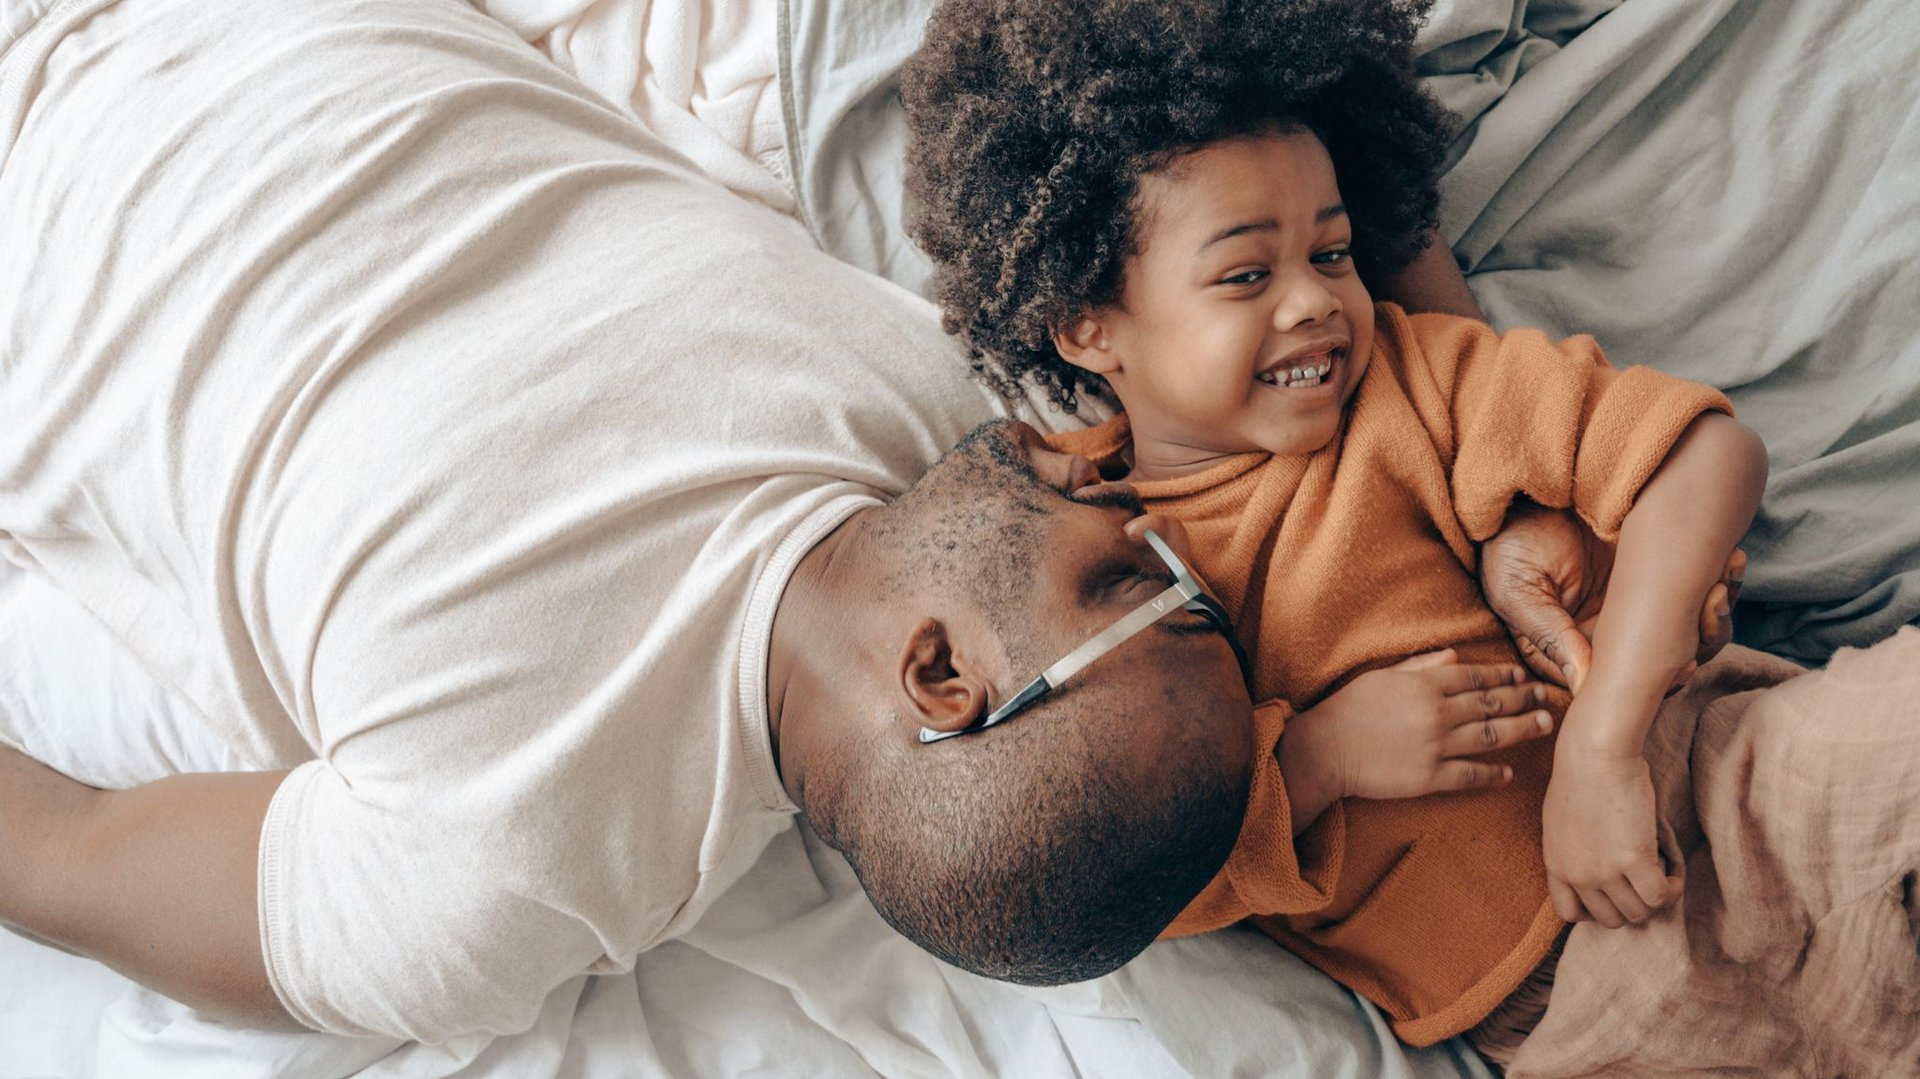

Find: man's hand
[1541,729,1681,927]
[1480,500,1745,692]
[1281,650,1553,816]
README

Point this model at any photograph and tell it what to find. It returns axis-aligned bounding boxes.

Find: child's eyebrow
[1197,203,1349,253]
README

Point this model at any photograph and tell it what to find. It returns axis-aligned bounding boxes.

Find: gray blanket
[1437,0,1920,662]
[779,0,1920,663]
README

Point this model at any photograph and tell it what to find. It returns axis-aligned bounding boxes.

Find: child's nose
[1270,272,1340,332]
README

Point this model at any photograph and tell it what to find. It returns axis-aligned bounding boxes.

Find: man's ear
[897,617,992,734]
[1052,313,1120,376]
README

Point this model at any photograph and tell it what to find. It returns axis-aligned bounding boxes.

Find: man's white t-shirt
[0,0,1032,1042]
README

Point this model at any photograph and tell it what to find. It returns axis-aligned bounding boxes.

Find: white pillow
[0,557,229,789]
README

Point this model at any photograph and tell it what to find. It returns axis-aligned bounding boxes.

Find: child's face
[1059,129,1375,472]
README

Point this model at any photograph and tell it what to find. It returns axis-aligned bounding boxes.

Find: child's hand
[1541,737,1681,928]
[1284,649,1553,803]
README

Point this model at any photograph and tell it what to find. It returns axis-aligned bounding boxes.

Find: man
[0,0,1714,1044]
[0,0,1257,1040]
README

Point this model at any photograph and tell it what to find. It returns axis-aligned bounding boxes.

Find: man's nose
[1125,512,1198,564]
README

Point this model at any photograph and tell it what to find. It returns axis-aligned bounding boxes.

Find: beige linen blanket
[1490,630,1920,1076]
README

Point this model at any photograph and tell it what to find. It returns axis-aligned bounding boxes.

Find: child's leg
[1508,632,1920,1077]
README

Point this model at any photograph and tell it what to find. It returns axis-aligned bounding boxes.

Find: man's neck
[765,507,876,793]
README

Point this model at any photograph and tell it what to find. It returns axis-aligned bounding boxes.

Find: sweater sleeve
[1400,312,1733,543]
[1161,699,1346,938]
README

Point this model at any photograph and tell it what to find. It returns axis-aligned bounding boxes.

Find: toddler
[903,0,1766,1047]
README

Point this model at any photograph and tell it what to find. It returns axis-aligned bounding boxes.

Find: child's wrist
[1556,686,1657,761]
[1277,715,1345,826]
[1581,636,1689,702]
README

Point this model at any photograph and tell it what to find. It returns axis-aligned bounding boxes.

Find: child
[901,0,1770,1052]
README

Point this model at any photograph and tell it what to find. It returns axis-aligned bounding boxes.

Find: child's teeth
[1260,356,1336,387]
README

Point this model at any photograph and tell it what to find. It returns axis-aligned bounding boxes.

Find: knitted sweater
[1049,304,1731,1045]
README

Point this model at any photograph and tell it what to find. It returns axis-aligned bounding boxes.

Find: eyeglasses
[918,528,1252,744]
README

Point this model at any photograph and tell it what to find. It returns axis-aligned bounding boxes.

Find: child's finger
[1547,878,1587,924]
[1434,759,1513,792]
[1627,862,1683,911]
[1577,887,1626,929]
[1428,661,1529,696]
[1392,648,1457,671]
[1603,880,1653,925]
[1440,711,1553,758]
[1444,679,1547,720]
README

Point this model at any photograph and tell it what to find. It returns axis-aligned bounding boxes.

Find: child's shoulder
[1370,304,1608,403]
[1373,303,1504,366]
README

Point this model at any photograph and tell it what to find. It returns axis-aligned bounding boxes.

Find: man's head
[770,420,1253,984]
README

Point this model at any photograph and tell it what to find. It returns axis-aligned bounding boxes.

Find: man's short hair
[831,702,1247,984]
[808,422,1249,983]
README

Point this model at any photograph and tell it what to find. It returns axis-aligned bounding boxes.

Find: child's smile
[1052,127,1376,480]
[1254,337,1346,390]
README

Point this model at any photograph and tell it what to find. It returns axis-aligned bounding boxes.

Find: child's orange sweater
[1050,304,1731,1045]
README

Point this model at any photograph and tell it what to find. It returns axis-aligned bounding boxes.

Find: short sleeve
[1399,311,1733,543]
[1162,699,1346,938]
[260,762,610,1040]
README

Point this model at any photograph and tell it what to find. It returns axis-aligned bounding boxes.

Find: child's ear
[1052,313,1120,375]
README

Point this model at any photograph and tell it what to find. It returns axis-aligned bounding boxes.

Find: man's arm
[1376,229,1485,320]
[1480,496,1745,690]
[0,745,299,1029]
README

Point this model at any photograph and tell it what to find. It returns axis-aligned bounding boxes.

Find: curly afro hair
[902,0,1456,412]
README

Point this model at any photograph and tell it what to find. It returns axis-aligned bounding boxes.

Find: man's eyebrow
[1197,203,1349,253]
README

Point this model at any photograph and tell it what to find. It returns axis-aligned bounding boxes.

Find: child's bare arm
[1543,412,1768,927]
[1572,412,1767,717]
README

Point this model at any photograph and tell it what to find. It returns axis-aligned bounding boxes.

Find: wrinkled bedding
[1437,0,1920,662]
[5,0,1915,1073]
[1510,634,1920,1076]
[783,0,1920,663]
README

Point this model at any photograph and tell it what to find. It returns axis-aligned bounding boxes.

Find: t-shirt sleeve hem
[257,760,327,1033]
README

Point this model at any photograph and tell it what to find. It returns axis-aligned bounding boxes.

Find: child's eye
[1312,248,1352,267]
[1218,268,1268,286]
